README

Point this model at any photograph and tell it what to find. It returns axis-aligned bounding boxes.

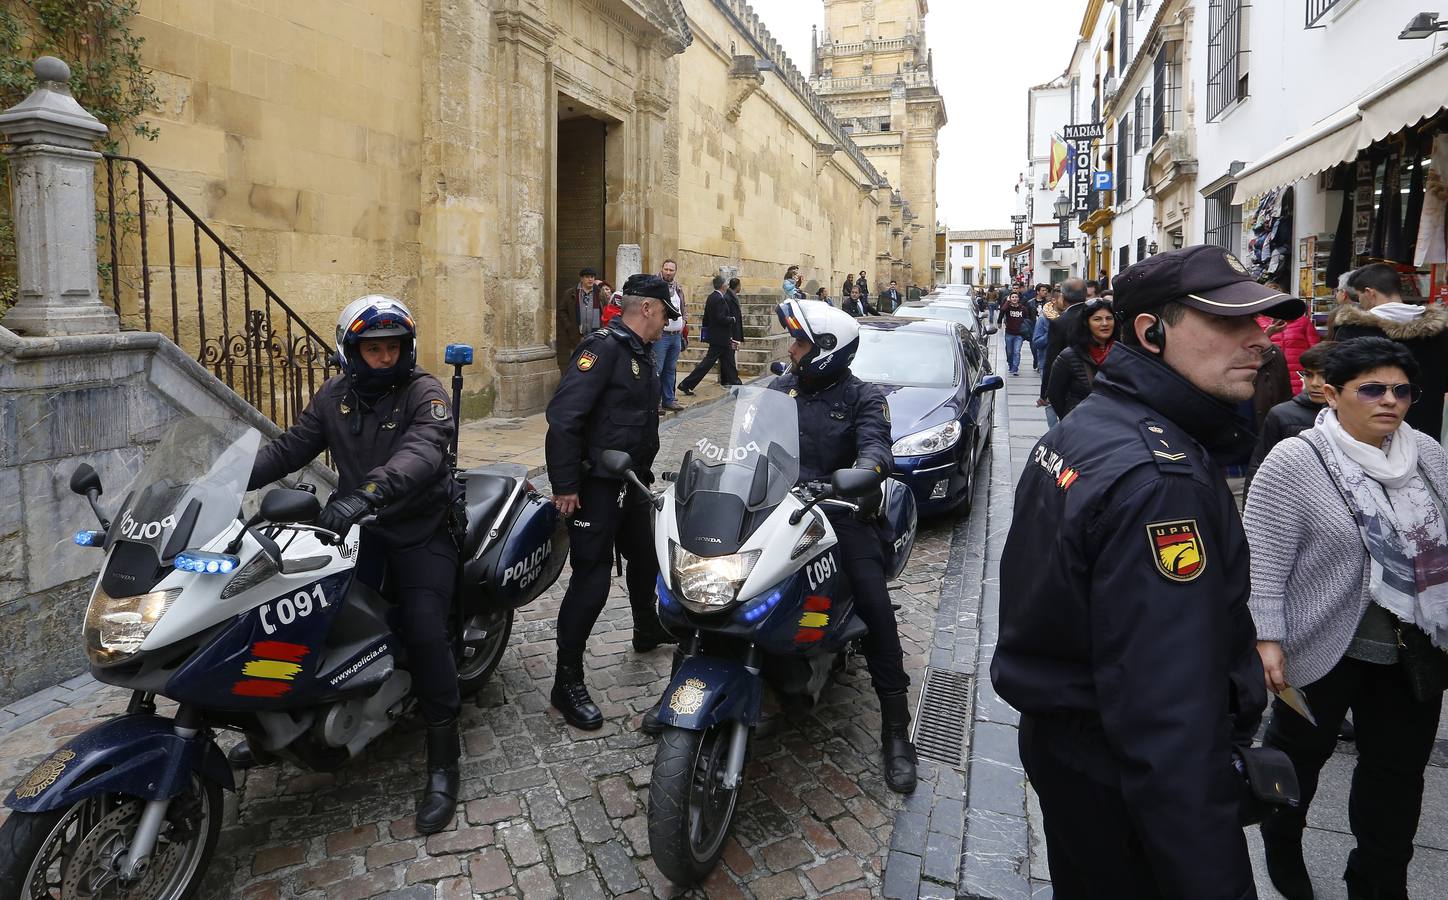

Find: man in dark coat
[1336,262,1448,440]
[993,246,1304,898]
[558,267,607,370]
[879,280,903,314]
[1037,278,1088,426]
[679,275,742,393]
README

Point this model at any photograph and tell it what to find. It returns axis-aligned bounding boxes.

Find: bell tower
[813,0,945,284]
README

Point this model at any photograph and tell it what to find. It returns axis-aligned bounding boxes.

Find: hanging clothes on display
[1415,133,1448,268]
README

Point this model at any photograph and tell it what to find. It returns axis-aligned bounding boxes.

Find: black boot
[415,719,460,835]
[640,646,688,735]
[878,690,918,794]
[227,739,273,770]
[1261,820,1314,900]
[632,613,679,653]
[551,653,603,730]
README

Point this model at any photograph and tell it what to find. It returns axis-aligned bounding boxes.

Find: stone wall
[0,325,332,704]
[676,0,896,300]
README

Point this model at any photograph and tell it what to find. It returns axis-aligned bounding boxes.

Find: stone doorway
[555,107,608,371]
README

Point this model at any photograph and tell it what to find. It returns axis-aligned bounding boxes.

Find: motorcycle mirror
[598,449,634,480]
[769,361,787,376]
[260,488,323,525]
[831,468,882,499]
[69,464,102,497]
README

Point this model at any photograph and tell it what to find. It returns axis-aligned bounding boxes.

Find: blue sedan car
[851,317,1004,516]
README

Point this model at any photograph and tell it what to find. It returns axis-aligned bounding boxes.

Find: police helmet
[777,299,860,381]
[335,295,418,377]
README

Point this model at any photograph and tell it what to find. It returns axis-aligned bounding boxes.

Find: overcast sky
[755,0,1085,231]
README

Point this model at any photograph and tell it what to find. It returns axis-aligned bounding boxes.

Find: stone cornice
[493,4,559,56]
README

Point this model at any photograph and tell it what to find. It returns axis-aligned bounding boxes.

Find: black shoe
[227,739,272,770]
[633,620,679,653]
[878,690,918,794]
[415,719,461,835]
[1339,714,1356,742]
[679,386,695,396]
[551,657,603,730]
[1262,823,1314,900]
[640,700,666,735]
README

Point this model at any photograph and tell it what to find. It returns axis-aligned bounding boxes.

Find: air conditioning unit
[1041,249,1058,263]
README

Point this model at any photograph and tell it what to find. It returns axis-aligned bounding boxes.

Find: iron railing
[100,154,338,431]
[1306,0,1347,28]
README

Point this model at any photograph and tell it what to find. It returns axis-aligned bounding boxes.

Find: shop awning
[1232,49,1448,202]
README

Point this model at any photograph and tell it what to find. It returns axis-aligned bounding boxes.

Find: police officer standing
[771,299,918,793]
[242,295,465,835]
[545,274,681,730]
[991,246,1304,897]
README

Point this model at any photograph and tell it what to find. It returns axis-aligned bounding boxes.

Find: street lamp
[1400,12,1448,38]
[1148,240,1159,256]
[1053,192,1072,219]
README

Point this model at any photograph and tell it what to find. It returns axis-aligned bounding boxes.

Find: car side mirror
[70,464,103,497]
[769,361,787,376]
[831,468,882,499]
[985,326,999,336]
[975,374,1006,395]
[598,449,634,480]
[261,489,322,525]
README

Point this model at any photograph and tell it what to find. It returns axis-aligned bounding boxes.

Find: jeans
[1261,655,1442,897]
[1044,406,1059,429]
[654,332,682,405]
[1004,334,1023,373]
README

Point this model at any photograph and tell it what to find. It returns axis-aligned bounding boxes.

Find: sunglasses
[1344,382,1423,404]
[1084,298,1113,312]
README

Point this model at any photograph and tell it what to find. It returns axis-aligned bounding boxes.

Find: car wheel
[954,438,976,517]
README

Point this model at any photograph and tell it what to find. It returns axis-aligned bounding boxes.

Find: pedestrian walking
[1000,290,1030,375]
[655,259,687,412]
[1038,278,1088,423]
[1046,296,1116,419]
[987,288,1000,324]
[679,275,742,394]
[857,271,870,307]
[842,273,855,301]
[993,245,1306,899]
[1245,336,1448,900]
[1336,263,1448,440]
[545,274,682,731]
[1244,341,1334,494]
[1031,288,1060,374]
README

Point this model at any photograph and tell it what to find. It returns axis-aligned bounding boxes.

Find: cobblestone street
[0,391,972,899]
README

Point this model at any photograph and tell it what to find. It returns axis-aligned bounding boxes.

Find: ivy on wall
[0,0,158,312]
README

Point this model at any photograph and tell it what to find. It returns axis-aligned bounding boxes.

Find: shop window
[1204,185,1243,256]
[1207,0,1248,121]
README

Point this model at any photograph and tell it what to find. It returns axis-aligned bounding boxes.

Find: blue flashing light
[74,530,105,547]
[174,551,240,575]
[739,589,783,624]
[445,344,474,366]
[656,574,676,610]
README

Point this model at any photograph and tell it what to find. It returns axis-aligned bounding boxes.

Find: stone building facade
[121,0,922,417]
[810,0,946,286]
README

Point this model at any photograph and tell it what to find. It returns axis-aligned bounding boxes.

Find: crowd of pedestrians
[997,246,1448,899]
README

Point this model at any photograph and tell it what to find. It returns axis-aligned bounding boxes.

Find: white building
[1025,76,1083,284]
[946,230,1016,287]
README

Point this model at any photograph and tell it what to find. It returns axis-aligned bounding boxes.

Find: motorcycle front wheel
[0,775,222,899]
[648,723,742,886]
[456,608,514,694]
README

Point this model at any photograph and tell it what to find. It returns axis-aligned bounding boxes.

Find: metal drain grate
[910,667,972,769]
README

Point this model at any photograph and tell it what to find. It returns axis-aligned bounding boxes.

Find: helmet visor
[776,301,815,345]
[346,304,416,342]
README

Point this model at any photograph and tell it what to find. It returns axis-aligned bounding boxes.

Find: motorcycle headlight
[891,420,963,457]
[84,585,182,666]
[671,544,760,613]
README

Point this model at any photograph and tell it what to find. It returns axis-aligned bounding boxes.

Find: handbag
[1304,440,1448,702]
[1234,745,1301,826]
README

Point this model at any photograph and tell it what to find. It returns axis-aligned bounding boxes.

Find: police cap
[1114,245,1305,321]
[623,274,681,320]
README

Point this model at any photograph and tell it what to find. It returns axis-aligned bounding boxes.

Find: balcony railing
[1306,0,1347,27]
[811,70,936,94]
[821,35,918,57]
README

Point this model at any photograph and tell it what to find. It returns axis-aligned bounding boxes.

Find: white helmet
[335,295,417,375]
[777,299,860,381]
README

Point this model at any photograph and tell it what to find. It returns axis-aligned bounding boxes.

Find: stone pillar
[0,57,117,337]
[616,244,643,284]
[493,2,559,416]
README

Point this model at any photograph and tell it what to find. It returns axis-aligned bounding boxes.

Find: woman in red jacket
[1259,298,1321,394]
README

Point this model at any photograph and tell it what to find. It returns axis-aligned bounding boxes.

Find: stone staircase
[677,293,789,378]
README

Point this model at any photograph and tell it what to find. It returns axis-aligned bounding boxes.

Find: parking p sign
[1092,171,1114,191]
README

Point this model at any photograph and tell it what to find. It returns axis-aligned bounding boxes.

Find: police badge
[631,358,641,378]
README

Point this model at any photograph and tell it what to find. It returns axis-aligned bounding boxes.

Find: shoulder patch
[430,398,449,421]
[1139,420,1194,473]
[1146,519,1206,582]
[1031,443,1081,491]
[577,351,598,372]
[882,401,891,424]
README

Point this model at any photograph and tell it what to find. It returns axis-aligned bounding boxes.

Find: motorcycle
[0,344,566,899]
[602,385,917,886]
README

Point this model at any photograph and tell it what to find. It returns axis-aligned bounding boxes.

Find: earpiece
[1143,316,1165,353]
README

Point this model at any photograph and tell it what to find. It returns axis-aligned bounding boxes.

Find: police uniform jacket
[250,370,457,547]
[545,318,661,495]
[767,371,893,482]
[991,344,1266,899]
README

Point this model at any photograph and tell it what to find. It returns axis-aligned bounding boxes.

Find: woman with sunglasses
[1244,337,1448,900]
[1045,297,1117,419]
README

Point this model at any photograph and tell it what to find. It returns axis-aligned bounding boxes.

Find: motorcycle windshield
[113,417,262,558]
[675,385,799,519]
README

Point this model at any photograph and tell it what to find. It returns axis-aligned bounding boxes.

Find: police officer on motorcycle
[239,295,465,835]
[770,299,918,794]
[545,274,682,730]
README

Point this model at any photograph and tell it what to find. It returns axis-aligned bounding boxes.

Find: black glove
[316,486,382,540]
